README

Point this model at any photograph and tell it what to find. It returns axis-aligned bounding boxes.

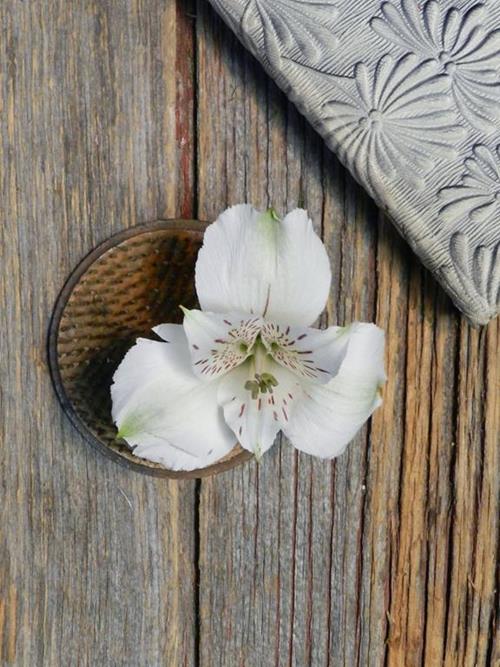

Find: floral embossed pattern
[439,144,500,226]
[371,1,500,132]
[449,232,500,314]
[242,0,339,68]
[319,54,465,194]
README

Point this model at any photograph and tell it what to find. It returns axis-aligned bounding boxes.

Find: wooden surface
[0,1,497,665]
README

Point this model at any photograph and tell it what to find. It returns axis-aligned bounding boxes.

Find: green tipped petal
[111,332,236,471]
[195,204,331,325]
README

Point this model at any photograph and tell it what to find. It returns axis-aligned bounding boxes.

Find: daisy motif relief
[320,53,465,196]
[371,1,500,132]
[438,144,500,225]
[449,232,500,316]
[111,205,386,471]
[241,0,339,70]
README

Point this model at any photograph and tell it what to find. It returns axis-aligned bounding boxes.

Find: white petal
[284,323,385,458]
[195,205,331,326]
[111,330,236,471]
[261,321,351,384]
[152,322,188,345]
[131,433,233,471]
[180,308,261,380]
[217,358,302,458]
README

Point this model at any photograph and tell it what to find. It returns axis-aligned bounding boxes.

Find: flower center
[369,109,382,122]
[438,51,457,74]
[245,372,278,399]
[243,336,278,395]
[359,109,383,129]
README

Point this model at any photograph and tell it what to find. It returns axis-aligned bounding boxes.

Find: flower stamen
[244,372,279,399]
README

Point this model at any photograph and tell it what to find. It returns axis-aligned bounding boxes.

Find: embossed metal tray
[209,0,500,325]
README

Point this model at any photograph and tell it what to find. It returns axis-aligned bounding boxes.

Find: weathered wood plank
[195,4,498,666]
[0,1,197,664]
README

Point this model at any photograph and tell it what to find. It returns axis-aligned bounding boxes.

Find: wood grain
[0,1,498,665]
[0,1,198,664]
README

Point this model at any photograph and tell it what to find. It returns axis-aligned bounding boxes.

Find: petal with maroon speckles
[284,323,386,459]
[261,322,352,384]
[181,308,263,381]
[217,357,302,457]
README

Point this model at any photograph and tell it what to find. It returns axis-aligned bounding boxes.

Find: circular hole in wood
[47,220,252,479]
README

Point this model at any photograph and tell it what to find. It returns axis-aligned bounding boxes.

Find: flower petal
[195,205,331,326]
[284,323,385,458]
[217,358,302,458]
[180,308,262,380]
[261,322,351,384]
[111,329,236,471]
[131,433,232,471]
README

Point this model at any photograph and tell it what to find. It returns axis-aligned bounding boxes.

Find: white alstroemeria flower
[111,205,386,470]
